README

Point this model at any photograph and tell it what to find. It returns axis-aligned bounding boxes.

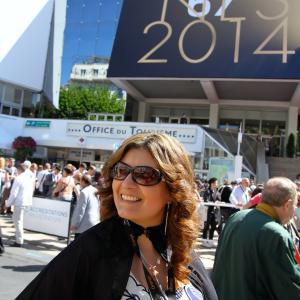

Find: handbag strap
[59,176,72,193]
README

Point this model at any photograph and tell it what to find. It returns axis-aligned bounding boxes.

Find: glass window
[194,153,202,170]
[93,69,99,76]
[61,1,124,87]
[219,119,242,132]
[82,0,101,22]
[158,117,169,123]
[23,90,33,107]
[202,135,231,171]
[170,118,179,124]
[245,119,260,134]
[12,108,20,116]
[2,106,10,115]
[190,118,209,125]
[4,85,22,104]
[80,69,86,76]
[66,0,84,23]
[99,1,121,21]
[0,82,4,101]
[95,21,118,56]
[77,24,98,56]
[261,120,285,136]
[115,115,123,122]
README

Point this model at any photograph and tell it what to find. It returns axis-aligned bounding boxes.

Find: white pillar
[286,106,298,139]
[234,155,243,180]
[137,102,146,122]
[209,103,219,128]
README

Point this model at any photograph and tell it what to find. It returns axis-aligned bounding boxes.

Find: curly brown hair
[98,133,199,283]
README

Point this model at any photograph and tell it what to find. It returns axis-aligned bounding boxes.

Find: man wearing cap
[212,177,300,299]
[6,162,34,247]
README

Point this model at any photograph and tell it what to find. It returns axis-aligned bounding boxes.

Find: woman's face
[112,148,171,228]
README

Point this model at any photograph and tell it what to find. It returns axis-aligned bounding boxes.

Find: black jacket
[17,217,218,300]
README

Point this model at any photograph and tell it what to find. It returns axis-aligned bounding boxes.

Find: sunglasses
[110,162,164,186]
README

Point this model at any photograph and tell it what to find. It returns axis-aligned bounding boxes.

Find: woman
[52,166,75,201]
[16,133,218,299]
[201,178,220,248]
[242,184,264,209]
[0,157,6,252]
[0,157,7,213]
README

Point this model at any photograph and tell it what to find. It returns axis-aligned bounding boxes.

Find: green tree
[286,133,296,158]
[297,130,300,155]
[53,86,125,119]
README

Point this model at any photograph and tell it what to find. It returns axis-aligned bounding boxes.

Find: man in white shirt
[229,178,250,207]
[6,163,34,247]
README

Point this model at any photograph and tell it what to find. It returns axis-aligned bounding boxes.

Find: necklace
[123,218,176,298]
[139,250,167,295]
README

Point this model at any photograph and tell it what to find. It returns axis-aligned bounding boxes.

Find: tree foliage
[297,130,300,154]
[286,133,296,158]
[44,86,125,119]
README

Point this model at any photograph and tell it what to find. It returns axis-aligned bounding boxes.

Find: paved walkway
[0,214,216,270]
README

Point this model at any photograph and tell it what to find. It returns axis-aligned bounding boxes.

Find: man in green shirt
[212,177,300,300]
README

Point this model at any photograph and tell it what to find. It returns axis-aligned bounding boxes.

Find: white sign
[66,122,197,143]
[24,197,71,237]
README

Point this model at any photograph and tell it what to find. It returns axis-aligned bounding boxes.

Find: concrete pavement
[0,214,216,267]
[0,213,216,299]
[0,214,67,262]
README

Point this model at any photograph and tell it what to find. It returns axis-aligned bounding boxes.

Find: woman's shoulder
[73,217,132,256]
[188,251,218,300]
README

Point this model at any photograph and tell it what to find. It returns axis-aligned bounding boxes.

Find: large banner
[207,157,235,183]
[109,0,300,79]
[24,197,71,238]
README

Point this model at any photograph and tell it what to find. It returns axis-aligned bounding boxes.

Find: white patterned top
[121,273,204,300]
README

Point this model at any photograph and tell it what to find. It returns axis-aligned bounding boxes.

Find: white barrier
[202,201,240,208]
[24,197,71,238]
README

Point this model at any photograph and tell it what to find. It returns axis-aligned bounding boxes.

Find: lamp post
[78,137,86,164]
[234,124,243,180]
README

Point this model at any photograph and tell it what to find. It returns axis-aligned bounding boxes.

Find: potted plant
[286,133,296,158]
[12,136,37,161]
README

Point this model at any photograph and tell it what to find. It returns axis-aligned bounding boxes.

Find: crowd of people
[0,158,101,248]
[0,132,300,299]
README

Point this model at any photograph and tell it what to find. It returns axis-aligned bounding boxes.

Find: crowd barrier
[24,197,72,243]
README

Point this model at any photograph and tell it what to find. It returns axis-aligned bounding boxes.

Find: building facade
[0,0,67,117]
[108,0,300,157]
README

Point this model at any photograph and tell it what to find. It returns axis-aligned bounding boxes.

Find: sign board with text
[25,120,51,128]
[24,197,71,237]
[66,122,197,143]
[108,0,300,79]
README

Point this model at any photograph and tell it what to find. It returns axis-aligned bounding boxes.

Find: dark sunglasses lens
[133,166,161,186]
[112,163,130,180]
